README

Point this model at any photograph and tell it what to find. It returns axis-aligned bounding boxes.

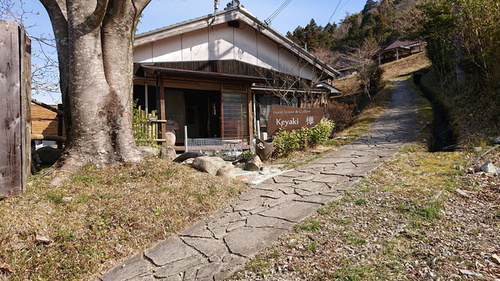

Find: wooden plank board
[0,21,22,196]
[31,104,60,135]
[20,28,31,189]
[31,104,58,120]
[32,120,59,135]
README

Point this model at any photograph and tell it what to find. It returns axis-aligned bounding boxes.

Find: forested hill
[285,0,421,61]
[287,0,499,141]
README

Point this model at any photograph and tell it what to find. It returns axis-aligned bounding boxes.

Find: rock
[255,138,273,161]
[0,262,14,274]
[455,189,470,198]
[160,146,177,161]
[479,161,499,175]
[137,146,160,157]
[244,155,263,171]
[173,151,204,163]
[459,269,483,278]
[191,156,227,175]
[216,163,236,179]
[36,146,62,165]
[165,131,176,146]
[492,254,500,264]
[35,232,51,244]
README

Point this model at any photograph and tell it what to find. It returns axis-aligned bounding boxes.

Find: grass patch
[244,257,270,277]
[345,232,367,245]
[355,198,367,205]
[0,158,248,281]
[329,263,373,280]
[294,220,321,232]
[305,241,318,253]
[317,200,341,215]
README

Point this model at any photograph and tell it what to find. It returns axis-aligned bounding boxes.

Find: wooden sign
[267,105,323,136]
[166,119,179,131]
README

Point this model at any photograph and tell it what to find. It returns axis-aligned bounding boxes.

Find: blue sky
[19,0,368,103]
[137,0,367,35]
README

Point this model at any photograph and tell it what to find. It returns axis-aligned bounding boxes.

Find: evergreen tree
[362,0,377,14]
[287,19,334,52]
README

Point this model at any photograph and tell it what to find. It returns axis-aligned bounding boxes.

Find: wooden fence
[134,107,160,143]
[0,21,31,197]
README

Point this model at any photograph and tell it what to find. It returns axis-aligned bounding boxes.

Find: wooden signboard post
[267,104,323,136]
[0,21,31,197]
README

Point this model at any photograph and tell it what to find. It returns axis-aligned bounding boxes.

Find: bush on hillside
[325,102,357,132]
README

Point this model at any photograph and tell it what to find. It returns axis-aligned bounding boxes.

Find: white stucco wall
[134,23,315,80]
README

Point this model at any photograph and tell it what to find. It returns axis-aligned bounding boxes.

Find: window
[223,93,248,138]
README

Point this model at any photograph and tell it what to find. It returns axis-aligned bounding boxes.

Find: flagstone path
[96,79,420,281]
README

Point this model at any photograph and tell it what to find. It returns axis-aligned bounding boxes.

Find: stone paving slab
[95,80,420,281]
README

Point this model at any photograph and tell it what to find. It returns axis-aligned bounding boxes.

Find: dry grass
[0,159,248,280]
[332,75,360,96]
[230,144,499,280]
[228,52,499,279]
[331,52,431,97]
[381,52,431,80]
[420,69,500,144]
[0,52,442,281]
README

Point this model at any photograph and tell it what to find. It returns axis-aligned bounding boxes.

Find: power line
[324,0,351,31]
[265,0,293,26]
[338,0,352,14]
[327,0,344,24]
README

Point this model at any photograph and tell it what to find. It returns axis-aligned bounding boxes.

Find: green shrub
[273,118,334,157]
[307,118,335,146]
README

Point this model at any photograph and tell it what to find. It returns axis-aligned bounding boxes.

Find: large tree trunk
[39,0,151,170]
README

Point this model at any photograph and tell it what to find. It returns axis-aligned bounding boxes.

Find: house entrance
[185,91,221,138]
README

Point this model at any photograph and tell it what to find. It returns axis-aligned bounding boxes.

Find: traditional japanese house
[375,40,427,65]
[133,5,340,150]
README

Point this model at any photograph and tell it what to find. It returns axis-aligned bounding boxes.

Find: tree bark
[39,0,151,169]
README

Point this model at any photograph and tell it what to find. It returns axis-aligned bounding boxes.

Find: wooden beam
[31,98,64,115]
[31,134,67,142]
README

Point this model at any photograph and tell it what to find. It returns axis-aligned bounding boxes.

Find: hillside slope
[229,54,499,280]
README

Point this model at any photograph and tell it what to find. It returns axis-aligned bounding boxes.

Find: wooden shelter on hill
[132,5,340,150]
[375,40,427,65]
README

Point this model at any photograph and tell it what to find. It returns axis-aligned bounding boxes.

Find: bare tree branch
[1,0,62,101]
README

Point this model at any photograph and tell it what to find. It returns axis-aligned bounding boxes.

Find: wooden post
[0,21,31,197]
[247,85,253,138]
[57,104,64,149]
[144,82,149,113]
[220,84,225,138]
[158,75,167,143]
